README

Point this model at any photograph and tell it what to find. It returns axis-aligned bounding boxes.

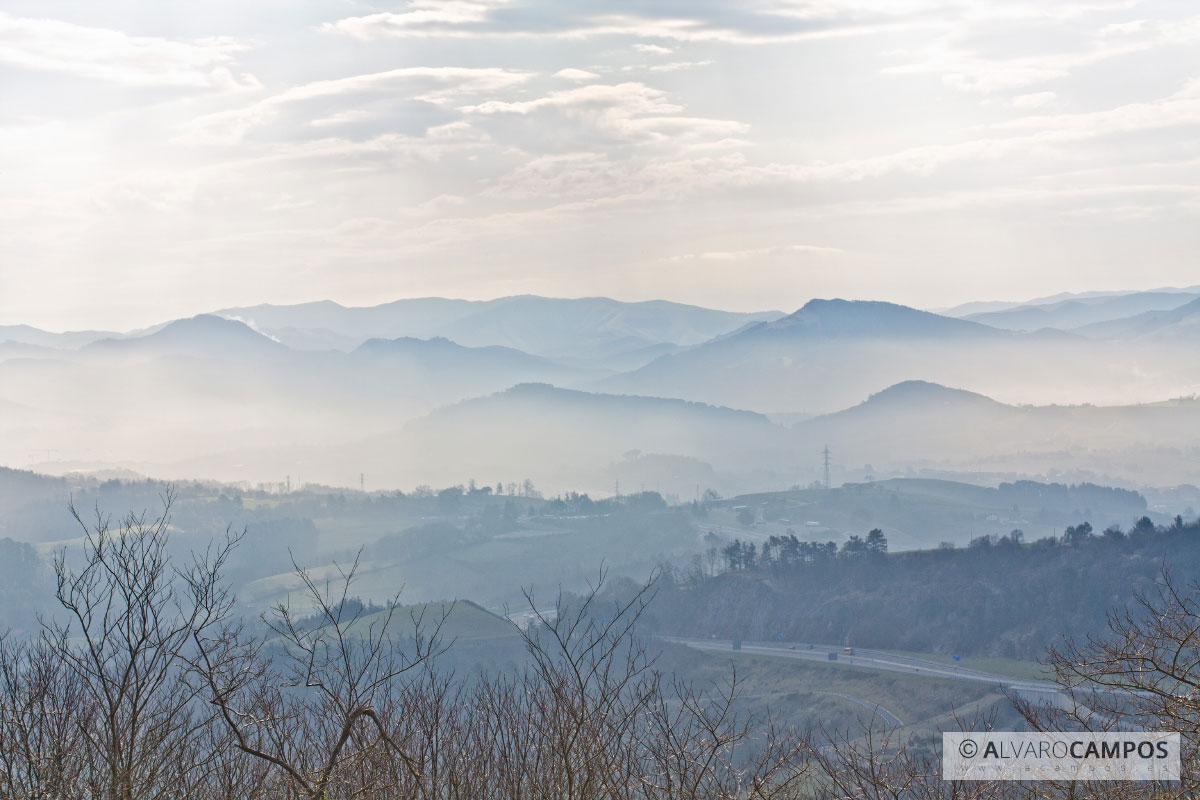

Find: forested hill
[645,515,1200,661]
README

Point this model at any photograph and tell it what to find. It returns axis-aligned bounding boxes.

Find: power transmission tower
[823,445,831,490]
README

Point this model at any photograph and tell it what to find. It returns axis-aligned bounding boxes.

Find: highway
[661,637,1061,697]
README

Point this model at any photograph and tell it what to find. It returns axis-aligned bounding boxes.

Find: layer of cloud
[183,66,534,145]
[462,82,747,145]
[0,11,257,89]
[322,0,512,39]
[321,2,939,45]
[884,11,1200,94]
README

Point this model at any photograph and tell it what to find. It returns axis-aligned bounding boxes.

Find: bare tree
[38,490,239,800]
[639,671,810,799]
[803,711,1016,800]
[1015,568,1200,799]
[190,552,448,800]
[0,634,93,799]
[478,572,811,799]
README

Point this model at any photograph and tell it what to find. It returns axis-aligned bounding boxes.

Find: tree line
[719,529,889,571]
[649,515,1200,661]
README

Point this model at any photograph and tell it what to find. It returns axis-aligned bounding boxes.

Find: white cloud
[883,11,1200,94]
[271,65,534,105]
[323,0,1148,50]
[462,82,747,144]
[309,109,374,128]
[323,1,512,39]
[0,12,257,89]
[554,68,599,81]
[647,60,713,73]
[324,5,938,45]
[996,78,1200,138]
[182,66,533,144]
[464,82,680,116]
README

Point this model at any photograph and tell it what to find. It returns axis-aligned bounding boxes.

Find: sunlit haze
[3,1,1200,329]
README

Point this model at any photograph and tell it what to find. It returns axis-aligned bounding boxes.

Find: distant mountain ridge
[351,336,582,388]
[599,298,1124,412]
[1074,296,1200,340]
[85,315,291,360]
[938,285,1200,318]
[0,324,118,350]
[754,299,1004,339]
[825,380,1004,414]
[431,381,774,425]
[789,379,1200,488]
[963,291,1200,332]
[214,295,784,363]
[355,335,561,366]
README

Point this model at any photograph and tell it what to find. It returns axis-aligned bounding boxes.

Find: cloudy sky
[2,0,1198,330]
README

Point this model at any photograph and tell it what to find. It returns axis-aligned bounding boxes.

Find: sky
[2,0,1199,330]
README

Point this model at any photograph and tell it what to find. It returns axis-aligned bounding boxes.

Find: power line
[823,445,831,491]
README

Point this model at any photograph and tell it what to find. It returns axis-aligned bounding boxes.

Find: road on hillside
[811,690,905,728]
[661,637,1061,697]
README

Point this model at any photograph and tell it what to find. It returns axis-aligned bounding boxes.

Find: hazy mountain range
[601,298,1200,411]
[214,296,784,365]
[937,285,1200,319]
[958,291,1200,333]
[1,290,1198,494]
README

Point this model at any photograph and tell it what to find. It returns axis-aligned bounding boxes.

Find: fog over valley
[2,292,1198,497]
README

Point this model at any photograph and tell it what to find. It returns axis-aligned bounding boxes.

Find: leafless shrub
[1013,568,1200,800]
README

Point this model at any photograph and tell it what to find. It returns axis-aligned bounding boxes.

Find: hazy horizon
[8,282,1200,333]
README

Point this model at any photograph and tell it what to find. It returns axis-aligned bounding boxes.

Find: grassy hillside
[347,600,520,642]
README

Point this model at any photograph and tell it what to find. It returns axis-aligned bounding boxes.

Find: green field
[347,600,521,642]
